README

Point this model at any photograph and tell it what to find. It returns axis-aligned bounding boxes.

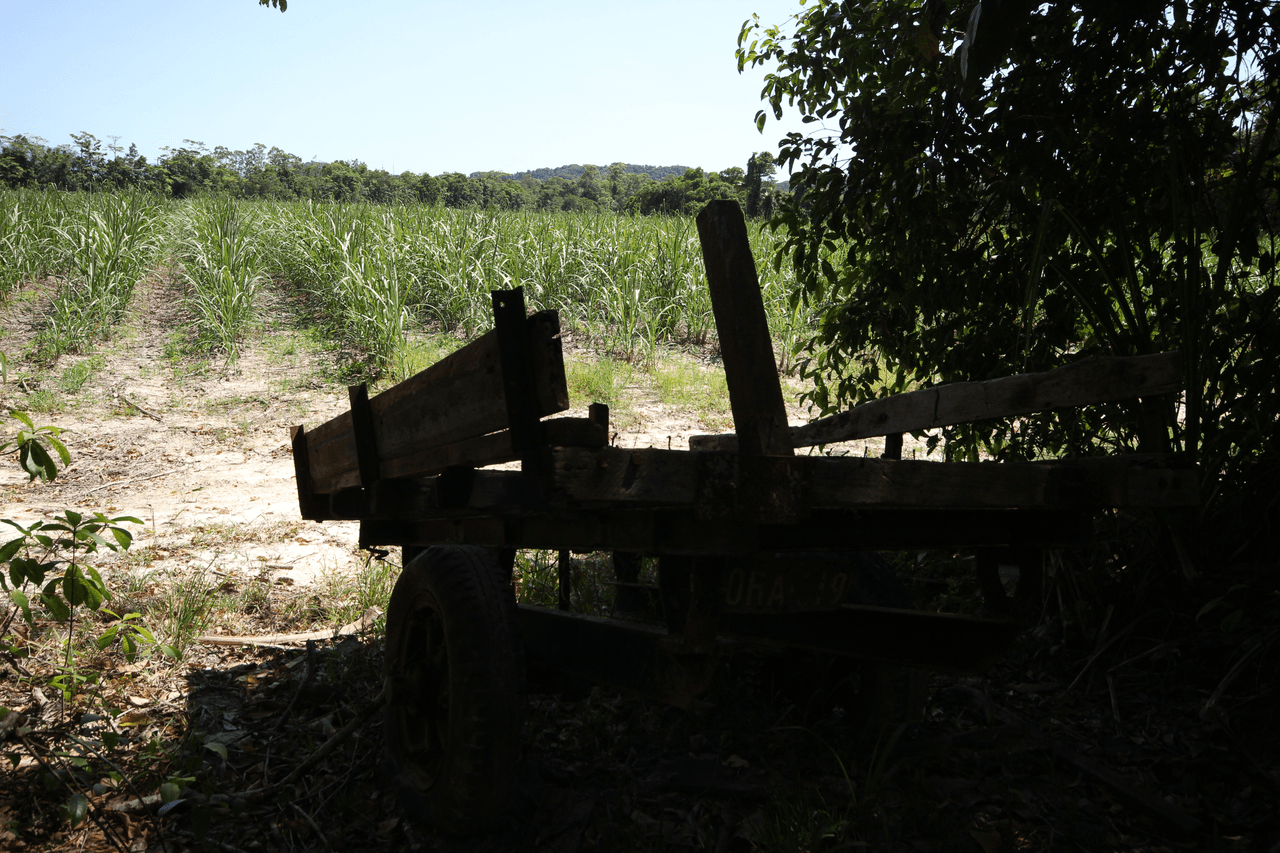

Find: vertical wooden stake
[290,425,325,521]
[492,287,544,467]
[348,383,381,487]
[695,200,793,457]
[557,549,572,611]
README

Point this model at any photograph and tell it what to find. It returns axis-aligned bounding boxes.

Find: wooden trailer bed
[289,200,1197,833]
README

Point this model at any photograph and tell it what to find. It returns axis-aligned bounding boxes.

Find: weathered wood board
[301,310,569,494]
[696,200,793,457]
[356,506,1095,555]
[690,352,1182,451]
[546,446,1198,511]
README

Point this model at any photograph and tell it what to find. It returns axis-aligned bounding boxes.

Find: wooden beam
[546,446,1198,511]
[695,201,793,457]
[690,352,1182,451]
[356,505,1094,553]
[377,417,605,482]
[722,606,1019,674]
[493,287,543,462]
[289,425,325,522]
[518,606,719,708]
[347,383,380,487]
[303,309,569,494]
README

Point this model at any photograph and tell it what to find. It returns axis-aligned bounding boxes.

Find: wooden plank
[722,606,1019,673]
[546,446,1199,510]
[303,309,569,494]
[379,417,605,481]
[695,200,793,457]
[518,606,720,708]
[356,504,1092,553]
[689,352,1183,451]
[547,446,700,506]
[493,288,543,460]
[347,383,380,487]
[289,425,325,522]
[304,410,359,494]
[529,310,570,415]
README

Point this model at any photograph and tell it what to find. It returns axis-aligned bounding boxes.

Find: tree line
[0,132,780,217]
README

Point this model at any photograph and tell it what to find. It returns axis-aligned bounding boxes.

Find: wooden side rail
[291,288,605,518]
[690,351,1183,452]
[544,447,1198,518]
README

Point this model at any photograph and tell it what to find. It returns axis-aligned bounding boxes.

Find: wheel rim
[390,592,450,789]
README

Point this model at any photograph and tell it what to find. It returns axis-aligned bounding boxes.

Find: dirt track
[0,270,847,593]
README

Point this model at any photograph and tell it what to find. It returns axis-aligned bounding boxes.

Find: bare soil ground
[0,272,1274,853]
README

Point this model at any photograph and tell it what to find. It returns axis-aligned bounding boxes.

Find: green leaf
[45,433,71,467]
[11,411,34,431]
[20,441,55,482]
[0,536,25,563]
[77,529,110,552]
[97,626,119,649]
[66,792,89,827]
[10,589,31,623]
[84,565,110,601]
[159,781,181,803]
[204,741,229,760]
[41,591,71,622]
[1197,596,1225,620]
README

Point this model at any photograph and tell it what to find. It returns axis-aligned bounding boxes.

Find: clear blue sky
[2,0,810,176]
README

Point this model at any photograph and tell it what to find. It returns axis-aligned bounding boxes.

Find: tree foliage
[740,0,1279,548]
[0,133,782,218]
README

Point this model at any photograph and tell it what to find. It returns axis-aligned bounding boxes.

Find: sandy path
[0,270,905,592]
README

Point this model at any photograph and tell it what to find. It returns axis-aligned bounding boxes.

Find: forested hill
[498,164,690,183]
[0,132,782,217]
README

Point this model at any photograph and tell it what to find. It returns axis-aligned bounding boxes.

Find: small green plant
[175,196,265,360]
[567,356,633,411]
[0,410,69,481]
[97,609,169,661]
[153,569,215,659]
[649,359,732,429]
[388,333,464,384]
[56,355,103,394]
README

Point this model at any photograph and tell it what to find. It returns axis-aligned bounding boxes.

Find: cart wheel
[841,552,927,735]
[384,545,524,834]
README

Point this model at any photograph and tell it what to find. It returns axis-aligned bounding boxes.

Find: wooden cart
[289,200,1197,833]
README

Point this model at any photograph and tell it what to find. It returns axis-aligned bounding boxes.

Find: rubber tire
[383,545,524,835]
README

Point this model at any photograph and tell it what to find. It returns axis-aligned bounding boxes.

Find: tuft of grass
[384,333,465,385]
[35,191,160,359]
[57,354,104,395]
[21,388,62,414]
[173,196,265,361]
[311,554,397,636]
[648,358,732,430]
[567,355,633,408]
[154,569,214,660]
[513,549,614,615]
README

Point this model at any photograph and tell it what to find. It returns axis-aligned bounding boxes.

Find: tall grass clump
[258,199,802,373]
[38,192,159,358]
[260,202,409,375]
[0,189,70,296]
[174,196,263,360]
